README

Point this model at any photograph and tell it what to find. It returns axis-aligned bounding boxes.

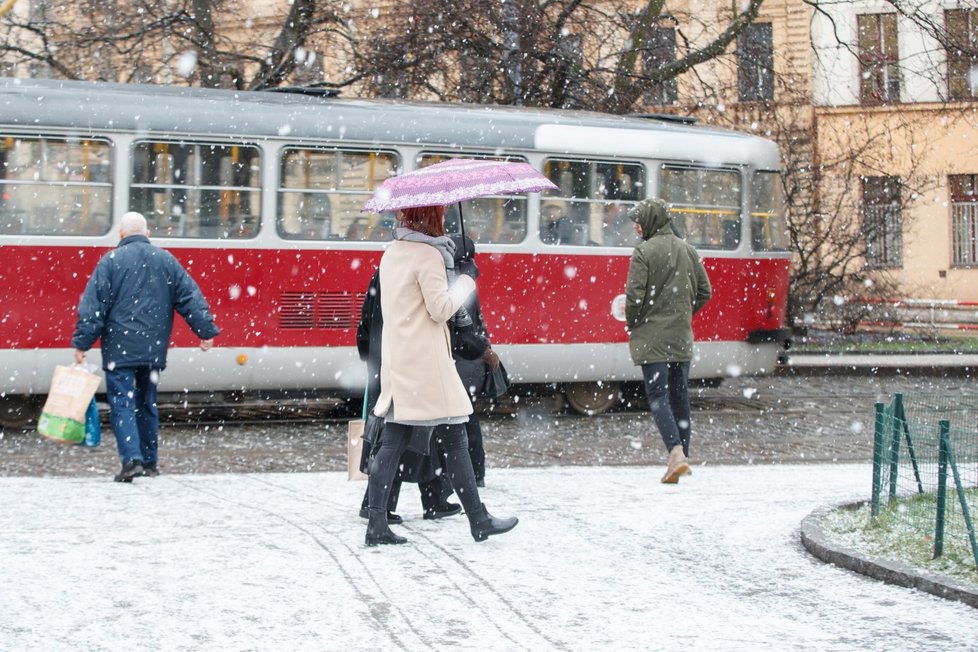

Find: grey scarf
[393,227,456,269]
[393,226,472,327]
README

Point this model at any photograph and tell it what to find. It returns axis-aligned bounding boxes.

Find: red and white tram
[0,77,790,426]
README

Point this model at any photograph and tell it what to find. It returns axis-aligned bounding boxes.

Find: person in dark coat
[448,234,500,487]
[72,211,220,482]
[355,270,462,522]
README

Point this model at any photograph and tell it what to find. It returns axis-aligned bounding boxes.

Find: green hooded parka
[624,198,712,365]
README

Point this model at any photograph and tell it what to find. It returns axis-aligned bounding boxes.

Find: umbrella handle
[457,201,469,259]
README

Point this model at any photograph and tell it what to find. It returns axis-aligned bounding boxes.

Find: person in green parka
[625,198,712,484]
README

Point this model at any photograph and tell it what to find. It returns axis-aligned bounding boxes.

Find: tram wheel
[564,382,621,416]
[0,395,39,429]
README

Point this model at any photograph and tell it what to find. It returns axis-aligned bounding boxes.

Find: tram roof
[0,77,781,169]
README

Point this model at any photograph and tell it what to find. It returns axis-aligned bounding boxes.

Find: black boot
[365,509,407,546]
[423,501,462,520]
[468,503,518,542]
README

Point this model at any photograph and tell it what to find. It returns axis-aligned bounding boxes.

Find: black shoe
[476,478,485,488]
[358,507,403,525]
[113,460,144,483]
[423,502,462,520]
[143,464,160,477]
[468,503,518,542]
[365,509,408,546]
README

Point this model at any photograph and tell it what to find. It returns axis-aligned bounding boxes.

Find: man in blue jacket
[72,212,220,482]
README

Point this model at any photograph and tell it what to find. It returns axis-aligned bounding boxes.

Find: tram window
[541,158,644,247]
[0,135,112,236]
[750,171,790,251]
[660,166,741,250]
[418,153,528,244]
[130,141,260,239]
[278,148,397,241]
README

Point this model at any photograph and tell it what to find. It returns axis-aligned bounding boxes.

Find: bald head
[119,211,149,239]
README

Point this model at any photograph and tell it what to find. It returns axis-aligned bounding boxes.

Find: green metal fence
[871,393,978,570]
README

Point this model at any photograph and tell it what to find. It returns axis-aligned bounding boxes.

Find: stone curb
[800,501,978,609]
[777,363,978,378]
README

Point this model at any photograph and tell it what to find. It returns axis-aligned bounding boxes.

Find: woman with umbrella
[364,203,516,546]
[361,159,553,546]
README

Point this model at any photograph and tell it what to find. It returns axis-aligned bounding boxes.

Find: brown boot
[661,446,690,484]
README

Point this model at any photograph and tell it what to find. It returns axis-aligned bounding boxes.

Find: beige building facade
[638,0,978,323]
[810,1,978,305]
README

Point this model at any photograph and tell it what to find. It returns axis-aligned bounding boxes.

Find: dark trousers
[466,413,485,482]
[368,422,482,516]
[360,475,454,513]
[105,366,159,466]
[641,361,691,456]
[361,481,401,513]
[419,474,454,511]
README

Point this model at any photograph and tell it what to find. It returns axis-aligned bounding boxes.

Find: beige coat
[372,240,476,422]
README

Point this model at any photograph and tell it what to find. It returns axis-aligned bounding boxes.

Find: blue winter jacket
[71,235,220,370]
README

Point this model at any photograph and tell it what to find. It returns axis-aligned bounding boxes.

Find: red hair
[399,205,446,237]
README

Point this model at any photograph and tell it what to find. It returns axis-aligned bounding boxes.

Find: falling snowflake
[176,51,197,78]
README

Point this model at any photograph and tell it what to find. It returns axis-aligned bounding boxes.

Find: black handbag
[482,360,511,398]
[451,315,489,361]
[359,413,385,474]
[362,413,384,447]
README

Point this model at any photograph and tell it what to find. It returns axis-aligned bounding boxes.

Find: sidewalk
[2,465,976,651]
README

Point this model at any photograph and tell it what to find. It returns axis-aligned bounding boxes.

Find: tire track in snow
[405,526,568,651]
[171,475,433,651]
[241,474,555,650]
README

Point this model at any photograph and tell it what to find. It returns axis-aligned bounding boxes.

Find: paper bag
[347,419,368,481]
[37,365,102,444]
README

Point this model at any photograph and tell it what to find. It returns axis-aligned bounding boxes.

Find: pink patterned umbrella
[362,158,557,213]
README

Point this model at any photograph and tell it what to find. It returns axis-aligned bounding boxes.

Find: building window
[946,9,978,100]
[738,23,774,102]
[862,176,902,268]
[642,27,678,105]
[950,174,978,266]
[857,13,900,104]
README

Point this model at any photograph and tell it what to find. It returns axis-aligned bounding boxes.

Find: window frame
[541,156,647,248]
[129,139,262,240]
[749,170,790,252]
[416,151,532,245]
[945,8,978,101]
[857,13,901,105]
[277,146,399,242]
[0,133,114,237]
[737,22,774,103]
[862,175,903,269]
[642,26,679,105]
[659,164,743,251]
[950,173,978,267]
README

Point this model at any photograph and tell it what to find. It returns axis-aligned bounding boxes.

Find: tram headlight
[236,354,248,366]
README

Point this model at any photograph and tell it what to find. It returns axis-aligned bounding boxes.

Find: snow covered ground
[2,464,976,651]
